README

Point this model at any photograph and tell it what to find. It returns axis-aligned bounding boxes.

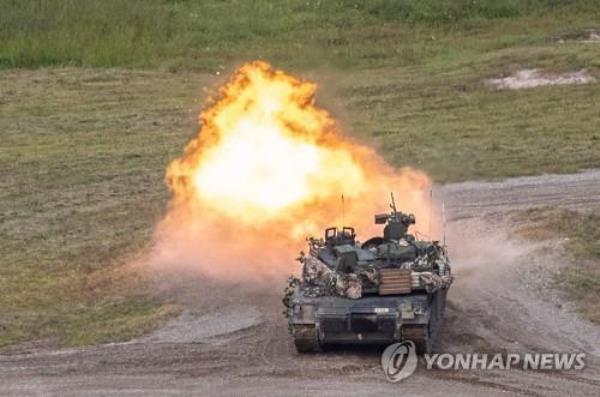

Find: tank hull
[290,288,448,353]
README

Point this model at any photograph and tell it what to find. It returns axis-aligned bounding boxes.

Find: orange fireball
[156,61,435,281]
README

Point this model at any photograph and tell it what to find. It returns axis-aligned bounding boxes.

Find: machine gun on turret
[374,193,416,240]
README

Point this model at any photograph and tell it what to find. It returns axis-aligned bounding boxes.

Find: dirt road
[2,170,600,396]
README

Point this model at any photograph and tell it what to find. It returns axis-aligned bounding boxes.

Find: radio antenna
[341,194,345,228]
[429,188,433,239]
[442,201,447,246]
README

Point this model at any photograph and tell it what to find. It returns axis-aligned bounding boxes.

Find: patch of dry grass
[516,208,600,323]
[0,68,204,348]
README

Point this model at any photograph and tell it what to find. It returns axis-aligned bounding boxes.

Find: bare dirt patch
[485,69,596,90]
[577,29,600,43]
[556,28,600,43]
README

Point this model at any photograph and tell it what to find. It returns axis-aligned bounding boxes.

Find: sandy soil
[485,69,595,90]
[2,170,600,396]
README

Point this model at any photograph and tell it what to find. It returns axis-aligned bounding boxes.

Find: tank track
[402,324,431,355]
[403,289,447,354]
[292,325,321,353]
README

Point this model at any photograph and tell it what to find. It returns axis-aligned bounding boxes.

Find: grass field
[0,69,194,347]
[2,0,598,71]
[517,208,600,323]
[1,0,599,348]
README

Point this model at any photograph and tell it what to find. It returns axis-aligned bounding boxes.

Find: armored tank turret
[283,194,453,354]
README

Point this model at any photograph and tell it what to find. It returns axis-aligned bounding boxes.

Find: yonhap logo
[381,340,418,382]
[380,345,586,383]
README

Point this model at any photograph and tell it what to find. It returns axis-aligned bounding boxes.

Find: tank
[283,194,453,354]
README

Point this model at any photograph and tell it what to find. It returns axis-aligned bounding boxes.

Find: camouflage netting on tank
[414,247,453,293]
[417,272,454,293]
[295,246,452,299]
[282,275,300,319]
[407,243,448,270]
[302,256,363,299]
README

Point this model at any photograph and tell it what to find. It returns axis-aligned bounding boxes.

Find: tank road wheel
[292,325,321,353]
[402,324,431,355]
